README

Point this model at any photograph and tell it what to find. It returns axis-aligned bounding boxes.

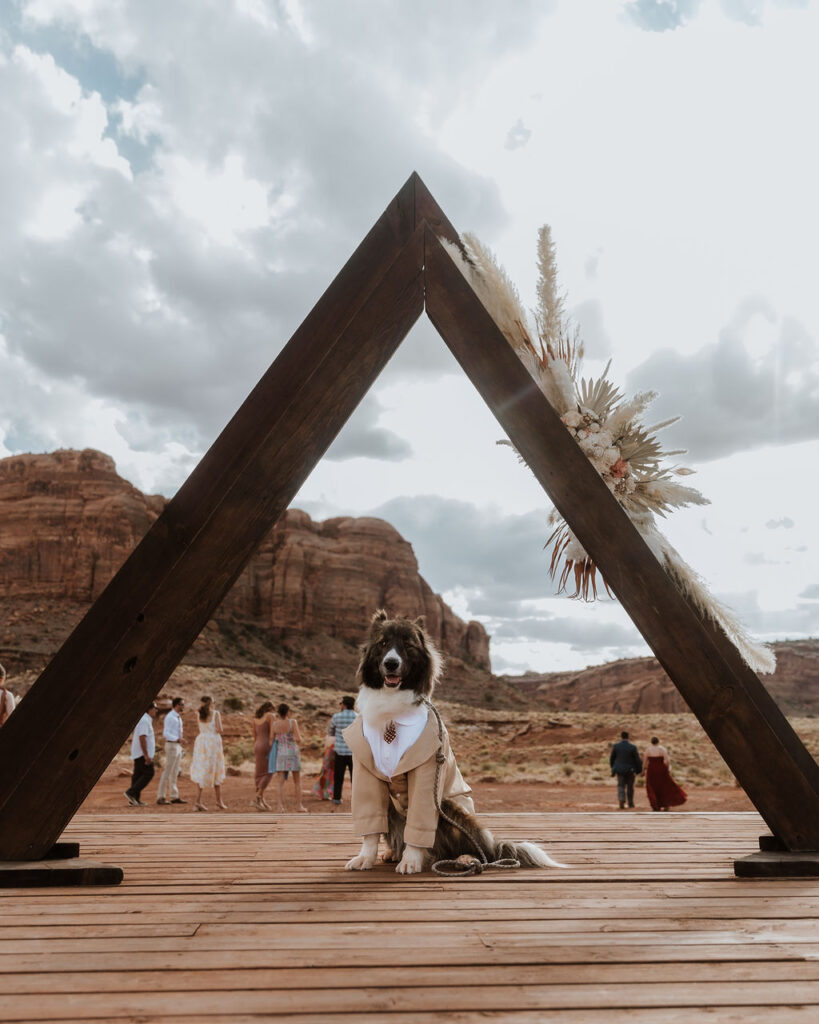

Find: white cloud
[626,298,819,462]
[505,118,532,150]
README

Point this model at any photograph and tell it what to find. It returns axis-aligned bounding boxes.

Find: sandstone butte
[0,448,494,699]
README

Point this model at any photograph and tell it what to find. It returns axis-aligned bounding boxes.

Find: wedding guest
[609,730,643,809]
[190,696,227,811]
[252,701,274,809]
[312,732,335,802]
[327,695,357,807]
[643,736,687,811]
[269,703,307,812]
[125,702,159,806]
[157,697,187,805]
[0,663,15,727]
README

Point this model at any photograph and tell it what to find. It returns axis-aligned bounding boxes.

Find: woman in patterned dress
[190,696,227,811]
[270,703,307,813]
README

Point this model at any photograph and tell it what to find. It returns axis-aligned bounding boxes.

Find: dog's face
[357,609,442,699]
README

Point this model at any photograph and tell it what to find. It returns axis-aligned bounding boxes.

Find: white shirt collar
[362,703,428,779]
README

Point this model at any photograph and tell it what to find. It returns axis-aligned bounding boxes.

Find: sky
[1,0,818,674]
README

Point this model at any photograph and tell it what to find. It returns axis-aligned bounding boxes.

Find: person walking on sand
[157,697,187,805]
[190,696,227,811]
[327,695,357,808]
[252,701,275,809]
[125,702,159,806]
[610,730,643,810]
[643,736,687,811]
[269,703,307,812]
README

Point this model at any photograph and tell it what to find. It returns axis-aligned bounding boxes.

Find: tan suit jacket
[343,712,474,848]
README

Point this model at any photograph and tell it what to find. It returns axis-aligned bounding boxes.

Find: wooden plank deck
[3,811,819,1022]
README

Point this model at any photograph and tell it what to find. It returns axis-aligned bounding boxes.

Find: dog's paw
[345,853,376,871]
[381,845,400,863]
[395,846,426,875]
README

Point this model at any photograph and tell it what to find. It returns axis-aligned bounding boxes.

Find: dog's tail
[494,838,569,869]
[435,800,569,870]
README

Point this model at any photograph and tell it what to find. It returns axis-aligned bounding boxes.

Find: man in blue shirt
[609,730,643,809]
[328,695,357,806]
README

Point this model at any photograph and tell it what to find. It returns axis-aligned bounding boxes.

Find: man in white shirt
[157,697,186,804]
[125,703,159,806]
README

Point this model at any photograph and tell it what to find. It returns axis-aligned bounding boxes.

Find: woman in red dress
[643,736,687,811]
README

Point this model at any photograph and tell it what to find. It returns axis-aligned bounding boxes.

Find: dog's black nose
[383,657,400,672]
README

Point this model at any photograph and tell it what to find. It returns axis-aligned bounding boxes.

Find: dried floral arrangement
[441,229,775,675]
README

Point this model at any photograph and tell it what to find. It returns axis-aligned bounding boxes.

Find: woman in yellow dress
[190,696,227,811]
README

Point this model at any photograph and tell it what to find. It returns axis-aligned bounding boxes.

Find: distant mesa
[500,641,819,717]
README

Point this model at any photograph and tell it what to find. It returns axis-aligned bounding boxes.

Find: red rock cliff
[0,449,164,602]
[225,509,490,667]
[0,450,490,670]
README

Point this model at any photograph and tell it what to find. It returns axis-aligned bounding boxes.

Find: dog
[343,609,565,875]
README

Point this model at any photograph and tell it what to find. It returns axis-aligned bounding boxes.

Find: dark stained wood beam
[424,226,819,852]
[4,170,818,867]
[0,183,425,860]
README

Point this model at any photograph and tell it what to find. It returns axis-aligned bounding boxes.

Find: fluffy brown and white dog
[342,610,565,875]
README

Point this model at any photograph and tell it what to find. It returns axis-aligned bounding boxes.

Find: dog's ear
[413,615,426,629]
[372,609,388,624]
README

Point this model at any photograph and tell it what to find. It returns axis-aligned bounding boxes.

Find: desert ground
[84,762,756,815]
[66,664,807,817]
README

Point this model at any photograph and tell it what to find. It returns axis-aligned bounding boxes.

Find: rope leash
[421,698,521,877]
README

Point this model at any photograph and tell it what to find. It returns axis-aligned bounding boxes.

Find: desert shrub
[225,739,253,766]
[223,696,245,711]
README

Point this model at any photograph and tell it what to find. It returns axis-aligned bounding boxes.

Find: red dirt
[82,763,756,815]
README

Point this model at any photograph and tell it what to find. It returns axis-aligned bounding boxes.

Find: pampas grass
[440,226,775,675]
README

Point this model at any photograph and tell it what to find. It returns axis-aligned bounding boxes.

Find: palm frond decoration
[443,224,775,675]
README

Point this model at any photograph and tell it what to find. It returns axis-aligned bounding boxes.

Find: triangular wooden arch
[1,173,818,864]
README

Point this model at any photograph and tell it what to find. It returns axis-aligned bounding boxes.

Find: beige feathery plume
[536,225,564,352]
[447,222,775,675]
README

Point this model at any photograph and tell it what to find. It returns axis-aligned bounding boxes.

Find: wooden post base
[734,835,819,877]
[0,843,123,887]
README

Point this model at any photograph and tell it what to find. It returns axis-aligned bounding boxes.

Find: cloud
[325,396,413,462]
[624,0,703,32]
[766,517,795,530]
[745,552,781,566]
[799,584,819,600]
[713,589,819,637]
[371,495,556,609]
[584,248,603,281]
[625,298,819,462]
[505,118,532,151]
[720,0,810,25]
[625,0,810,31]
[0,3,549,491]
[572,299,613,360]
[493,614,641,651]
